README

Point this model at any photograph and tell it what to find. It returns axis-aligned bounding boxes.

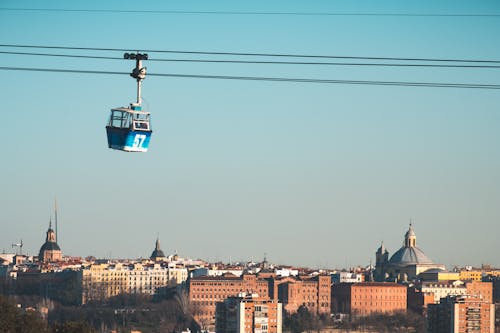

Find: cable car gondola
[106,52,152,152]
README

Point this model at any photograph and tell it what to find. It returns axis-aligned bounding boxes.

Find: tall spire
[54,197,58,243]
[262,252,269,269]
[46,218,56,243]
[377,241,388,255]
[155,234,161,250]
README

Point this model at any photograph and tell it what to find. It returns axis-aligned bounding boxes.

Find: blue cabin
[106,104,152,152]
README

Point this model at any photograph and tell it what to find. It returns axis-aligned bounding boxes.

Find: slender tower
[54,197,58,243]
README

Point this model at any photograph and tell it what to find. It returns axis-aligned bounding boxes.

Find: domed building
[39,219,62,262]
[150,236,166,260]
[374,224,445,282]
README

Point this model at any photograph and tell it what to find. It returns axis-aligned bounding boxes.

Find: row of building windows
[83,276,167,281]
[353,301,405,307]
[353,288,404,293]
[191,281,239,286]
[194,286,267,291]
[353,295,405,300]
[191,290,267,296]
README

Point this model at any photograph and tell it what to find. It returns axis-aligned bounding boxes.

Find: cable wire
[1,44,499,64]
[2,51,500,69]
[1,66,499,90]
[0,51,121,61]
[1,7,500,17]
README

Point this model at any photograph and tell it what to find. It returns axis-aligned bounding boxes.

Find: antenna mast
[11,239,23,255]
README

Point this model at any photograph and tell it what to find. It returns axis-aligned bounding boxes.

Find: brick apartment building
[189,273,331,328]
[332,282,407,317]
[215,293,282,333]
[274,275,330,315]
[189,274,270,327]
[466,281,493,303]
[427,295,495,333]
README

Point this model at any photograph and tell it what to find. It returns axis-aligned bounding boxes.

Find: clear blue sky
[1,0,499,268]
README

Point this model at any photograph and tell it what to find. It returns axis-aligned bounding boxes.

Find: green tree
[0,295,49,333]
[336,311,425,333]
[285,305,321,333]
[0,295,18,333]
[18,311,49,333]
[51,321,95,333]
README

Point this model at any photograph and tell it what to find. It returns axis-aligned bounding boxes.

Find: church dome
[388,246,434,266]
[150,237,165,259]
[39,241,61,258]
[39,220,62,262]
[151,248,165,258]
[388,224,434,265]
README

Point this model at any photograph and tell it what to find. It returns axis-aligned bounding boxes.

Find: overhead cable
[1,51,500,69]
[1,66,499,90]
[1,44,499,64]
[1,7,500,17]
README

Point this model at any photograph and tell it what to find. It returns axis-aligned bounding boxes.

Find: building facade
[215,293,282,333]
[274,275,330,315]
[427,295,495,333]
[189,274,331,329]
[419,269,460,282]
[81,262,188,304]
[189,274,270,329]
[331,272,364,284]
[419,281,492,304]
[332,282,407,317]
[466,281,493,304]
[458,267,500,282]
[420,281,467,304]
[459,269,484,282]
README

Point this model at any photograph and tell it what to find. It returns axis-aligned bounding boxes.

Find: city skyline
[2,216,496,271]
[1,0,500,268]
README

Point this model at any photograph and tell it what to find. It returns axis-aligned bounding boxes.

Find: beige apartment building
[81,262,188,303]
[420,281,492,304]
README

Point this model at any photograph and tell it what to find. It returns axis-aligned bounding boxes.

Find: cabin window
[108,110,132,128]
[133,121,149,130]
